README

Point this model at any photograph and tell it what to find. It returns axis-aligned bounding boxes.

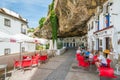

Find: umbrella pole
[20,42,22,68]
[20,42,22,61]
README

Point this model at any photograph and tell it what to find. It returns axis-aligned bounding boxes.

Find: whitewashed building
[87,0,120,54]
[87,16,97,51]
[58,35,87,48]
[0,8,35,56]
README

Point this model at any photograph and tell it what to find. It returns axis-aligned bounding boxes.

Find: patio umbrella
[49,40,54,50]
[0,31,16,42]
[12,33,34,61]
[54,40,57,50]
[34,38,48,45]
[12,33,34,43]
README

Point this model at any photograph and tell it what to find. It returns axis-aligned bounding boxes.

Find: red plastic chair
[98,67,117,79]
[31,59,39,66]
[90,55,98,65]
[14,60,21,71]
[106,59,111,68]
[21,59,32,70]
[23,56,28,59]
[32,55,39,60]
[76,54,80,61]
[31,56,39,66]
[78,55,90,68]
[39,55,48,63]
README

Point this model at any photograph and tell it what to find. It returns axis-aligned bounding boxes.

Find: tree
[39,17,46,29]
[28,28,35,33]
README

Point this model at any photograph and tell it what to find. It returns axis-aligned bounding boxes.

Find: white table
[0,64,7,80]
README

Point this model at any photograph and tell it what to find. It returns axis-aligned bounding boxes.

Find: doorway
[105,37,112,50]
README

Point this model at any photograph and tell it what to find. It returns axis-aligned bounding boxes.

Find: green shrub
[57,42,63,49]
[46,44,49,49]
[39,17,46,29]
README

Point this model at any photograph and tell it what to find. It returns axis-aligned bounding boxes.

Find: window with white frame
[4,48,10,55]
[4,18,11,27]
[22,47,25,52]
[99,39,102,46]
[21,24,26,34]
[91,21,94,29]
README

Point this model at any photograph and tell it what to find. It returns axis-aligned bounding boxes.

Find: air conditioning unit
[97,6,103,14]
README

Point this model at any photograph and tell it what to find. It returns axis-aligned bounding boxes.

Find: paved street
[1,48,120,80]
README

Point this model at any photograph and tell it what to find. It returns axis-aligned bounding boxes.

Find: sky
[0,0,52,28]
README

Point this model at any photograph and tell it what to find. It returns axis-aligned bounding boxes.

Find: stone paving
[1,48,120,80]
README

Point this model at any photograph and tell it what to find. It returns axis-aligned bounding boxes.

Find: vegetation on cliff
[49,0,58,43]
[39,17,46,29]
[50,10,58,43]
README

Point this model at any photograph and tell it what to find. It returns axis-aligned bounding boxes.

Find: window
[21,24,26,34]
[4,18,11,27]
[99,39,102,46]
[22,47,25,52]
[88,24,90,31]
[4,48,10,55]
[91,21,94,29]
[73,39,75,42]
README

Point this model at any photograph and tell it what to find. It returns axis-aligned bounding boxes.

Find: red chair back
[23,56,31,60]
[21,60,32,68]
[98,67,117,78]
[32,58,39,66]
[93,55,98,61]
[23,56,28,59]
[78,56,89,67]
[106,59,111,68]
[39,55,48,61]
[76,54,80,61]
[14,60,21,67]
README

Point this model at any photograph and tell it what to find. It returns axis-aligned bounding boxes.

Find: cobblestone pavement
[1,48,120,80]
[44,49,74,80]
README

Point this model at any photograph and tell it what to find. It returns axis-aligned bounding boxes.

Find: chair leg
[13,66,16,73]
[100,76,101,80]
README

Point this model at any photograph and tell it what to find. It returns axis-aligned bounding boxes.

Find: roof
[0,8,27,23]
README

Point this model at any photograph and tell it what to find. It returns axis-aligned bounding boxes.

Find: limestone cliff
[34,0,107,38]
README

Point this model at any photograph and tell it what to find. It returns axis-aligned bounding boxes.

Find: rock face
[34,0,107,38]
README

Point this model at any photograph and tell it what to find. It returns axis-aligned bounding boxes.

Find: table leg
[5,67,6,80]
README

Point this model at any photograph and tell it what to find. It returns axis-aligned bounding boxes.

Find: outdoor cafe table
[0,64,7,80]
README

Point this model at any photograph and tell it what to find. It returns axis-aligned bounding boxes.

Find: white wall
[0,13,22,34]
[110,0,120,53]
[0,42,20,56]
[87,16,96,51]
[99,13,104,30]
